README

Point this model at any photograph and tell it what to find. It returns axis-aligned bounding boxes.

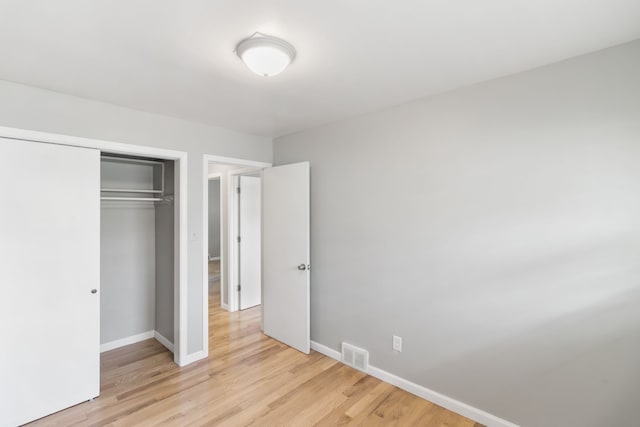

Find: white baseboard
[222,303,230,311]
[101,330,176,354]
[101,330,155,352]
[311,340,341,359]
[154,331,175,352]
[310,341,518,427]
[177,349,208,367]
[209,256,220,261]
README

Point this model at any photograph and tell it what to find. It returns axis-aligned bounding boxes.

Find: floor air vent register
[341,342,369,372]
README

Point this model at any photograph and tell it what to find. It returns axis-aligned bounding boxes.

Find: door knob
[297,264,307,271]
[91,289,98,294]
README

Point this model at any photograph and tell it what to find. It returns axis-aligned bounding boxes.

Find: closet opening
[99,153,177,360]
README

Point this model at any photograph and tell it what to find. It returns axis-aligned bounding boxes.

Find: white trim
[366,366,519,427]
[0,125,188,367]
[154,331,175,353]
[310,341,519,427]
[219,173,229,312]
[202,155,272,349]
[204,154,270,169]
[174,153,188,367]
[101,330,176,354]
[228,166,265,177]
[310,340,342,360]
[207,173,224,309]
[178,350,208,367]
[101,331,155,353]
[202,159,210,360]
[0,126,184,159]
[227,167,264,313]
[228,174,240,312]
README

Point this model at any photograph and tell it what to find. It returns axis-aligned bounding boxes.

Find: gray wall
[274,40,640,427]
[0,79,272,356]
[100,160,156,344]
[155,160,175,343]
[208,179,221,259]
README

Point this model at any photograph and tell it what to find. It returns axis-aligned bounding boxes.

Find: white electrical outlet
[393,335,402,352]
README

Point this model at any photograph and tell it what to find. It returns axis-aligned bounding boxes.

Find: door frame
[202,156,271,321]
[206,173,224,309]
[0,125,190,366]
[228,167,264,312]
[235,174,262,311]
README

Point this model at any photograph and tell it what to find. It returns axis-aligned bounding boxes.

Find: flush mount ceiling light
[235,33,296,77]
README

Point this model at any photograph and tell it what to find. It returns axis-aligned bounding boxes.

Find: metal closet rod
[101,188,163,194]
[101,155,165,166]
[101,197,164,202]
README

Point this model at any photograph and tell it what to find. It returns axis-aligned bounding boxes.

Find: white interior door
[0,138,100,426]
[239,175,261,310]
[262,162,310,353]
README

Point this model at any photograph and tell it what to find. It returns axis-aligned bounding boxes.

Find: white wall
[0,79,272,356]
[274,39,640,427]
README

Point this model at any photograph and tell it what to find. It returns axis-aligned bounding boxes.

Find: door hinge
[237,187,241,194]
[237,235,241,243]
[237,284,241,292]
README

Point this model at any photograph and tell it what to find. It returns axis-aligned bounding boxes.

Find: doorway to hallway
[207,162,263,313]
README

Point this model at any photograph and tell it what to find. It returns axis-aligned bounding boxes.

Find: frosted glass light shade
[236,33,296,77]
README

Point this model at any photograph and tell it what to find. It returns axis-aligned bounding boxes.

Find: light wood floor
[28,261,482,426]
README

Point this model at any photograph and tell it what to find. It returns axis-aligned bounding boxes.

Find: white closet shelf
[100,154,165,201]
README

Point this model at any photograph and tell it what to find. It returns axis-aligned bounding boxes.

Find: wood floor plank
[27,261,482,426]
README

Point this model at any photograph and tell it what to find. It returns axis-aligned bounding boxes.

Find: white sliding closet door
[0,138,100,426]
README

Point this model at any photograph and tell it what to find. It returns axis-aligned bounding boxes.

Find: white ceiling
[0,1,639,137]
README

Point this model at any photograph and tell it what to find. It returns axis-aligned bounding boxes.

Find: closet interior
[100,154,175,354]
